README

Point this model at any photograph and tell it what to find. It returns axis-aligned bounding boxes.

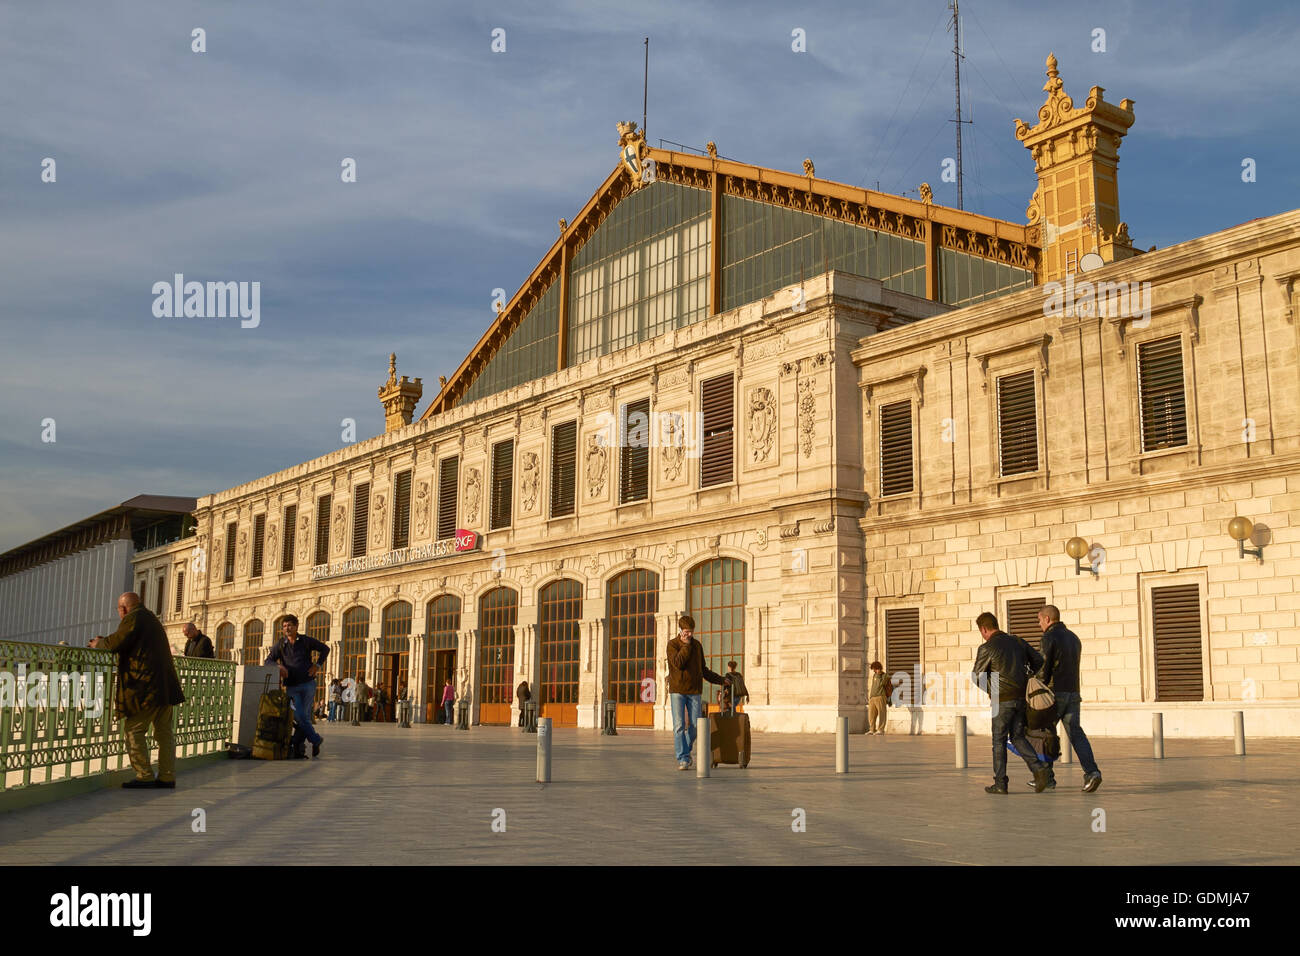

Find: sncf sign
[309,531,482,581]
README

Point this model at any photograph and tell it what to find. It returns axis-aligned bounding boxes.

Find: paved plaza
[2,724,1297,866]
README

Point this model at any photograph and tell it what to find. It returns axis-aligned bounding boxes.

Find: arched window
[242,619,264,666]
[607,569,659,728]
[342,606,369,682]
[215,622,235,661]
[538,580,582,726]
[425,595,461,723]
[306,611,331,707]
[686,558,748,706]
[376,601,412,720]
[478,588,518,725]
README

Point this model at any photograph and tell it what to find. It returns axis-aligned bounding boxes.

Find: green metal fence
[0,640,235,791]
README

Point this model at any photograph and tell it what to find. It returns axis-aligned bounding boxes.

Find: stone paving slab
[2,724,1297,866]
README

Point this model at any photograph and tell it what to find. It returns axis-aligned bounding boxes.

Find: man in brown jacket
[90,592,185,789]
[666,614,725,770]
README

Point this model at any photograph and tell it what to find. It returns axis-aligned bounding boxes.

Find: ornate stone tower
[378,353,422,433]
[1015,53,1137,283]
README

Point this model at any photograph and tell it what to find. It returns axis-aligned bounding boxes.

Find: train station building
[134,55,1300,735]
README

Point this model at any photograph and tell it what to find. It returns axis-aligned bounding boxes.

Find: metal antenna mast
[643,37,649,138]
[947,1,970,209]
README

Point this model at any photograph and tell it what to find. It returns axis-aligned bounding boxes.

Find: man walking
[972,612,1052,794]
[181,622,214,658]
[1038,605,1102,793]
[867,661,890,734]
[666,614,725,770]
[328,678,342,723]
[264,614,329,759]
[89,592,185,789]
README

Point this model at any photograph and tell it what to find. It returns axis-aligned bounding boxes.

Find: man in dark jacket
[666,614,725,770]
[972,612,1052,794]
[181,622,214,658]
[1038,605,1102,792]
[264,614,329,759]
[90,592,185,789]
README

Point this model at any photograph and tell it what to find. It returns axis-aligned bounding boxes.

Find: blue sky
[2,0,1297,551]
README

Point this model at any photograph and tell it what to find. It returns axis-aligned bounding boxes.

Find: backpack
[1025,675,1056,731]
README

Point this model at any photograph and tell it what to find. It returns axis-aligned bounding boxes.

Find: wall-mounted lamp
[1065,536,1100,578]
[1228,516,1269,562]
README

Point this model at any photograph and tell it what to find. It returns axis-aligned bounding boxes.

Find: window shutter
[619,399,650,503]
[491,439,514,530]
[997,370,1038,476]
[155,572,166,616]
[224,522,237,582]
[1152,584,1203,701]
[437,456,459,538]
[1138,337,1188,452]
[550,421,577,517]
[885,608,921,705]
[1006,597,1047,653]
[352,483,370,558]
[879,400,914,496]
[174,571,185,617]
[314,495,331,566]
[139,578,148,608]
[700,374,734,487]
[281,504,297,572]
[392,471,412,549]
[251,514,266,578]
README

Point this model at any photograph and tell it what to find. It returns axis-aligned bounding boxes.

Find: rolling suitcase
[252,676,294,760]
[709,686,751,769]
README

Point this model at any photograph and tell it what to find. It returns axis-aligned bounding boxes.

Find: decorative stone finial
[918,182,933,204]
[378,353,423,433]
[558,218,568,232]
[705,141,717,158]
[802,158,815,177]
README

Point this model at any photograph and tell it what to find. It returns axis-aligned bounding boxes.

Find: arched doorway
[607,569,659,728]
[538,580,581,727]
[242,619,264,665]
[377,601,412,722]
[425,595,460,723]
[342,607,369,718]
[305,610,331,711]
[686,558,748,709]
[478,587,517,725]
[215,622,235,661]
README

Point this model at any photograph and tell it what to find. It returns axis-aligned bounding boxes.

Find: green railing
[0,640,236,791]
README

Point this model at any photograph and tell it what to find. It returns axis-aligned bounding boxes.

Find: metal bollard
[1061,726,1073,764]
[835,717,848,774]
[954,715,967,769]
[536,717,552,782]
[1234,711,1246,756]
[456,700,469,730]
[350,701,360,727]
[696,716,710,778]
[523,700,538,734]
[602,699,618,736]
[1153,712,1164,759]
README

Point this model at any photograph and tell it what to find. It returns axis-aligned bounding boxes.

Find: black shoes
[291,748,308,760]
[155,779,176,789]
[1031,767,1052,792]
[312,740,322,758]
[1027,777,1058,790]
[122,778,155,789]
[985,783,1009,794]
[1082,773,1103,793]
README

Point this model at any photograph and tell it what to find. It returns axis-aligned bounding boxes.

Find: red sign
[454,530,478,552]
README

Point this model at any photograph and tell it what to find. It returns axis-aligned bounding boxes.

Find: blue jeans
[327,701,338,722]
[444,701,454,725]
[1055,691,1100,776]
[287,680,322,750]
[670,693,703,763]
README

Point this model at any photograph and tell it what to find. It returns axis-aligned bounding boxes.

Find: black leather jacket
[972,631,1044,702]
[1039,621,1082,692]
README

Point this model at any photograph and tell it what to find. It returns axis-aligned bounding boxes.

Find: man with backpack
[972,612,1053,794]
[1037,605,1102,793]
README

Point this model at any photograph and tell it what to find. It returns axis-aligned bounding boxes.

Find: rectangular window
[1138,336,1188,452]
[281,504,297,572]
[1152,584,1203,701]
[250,514,266,578]
[884,608,921,706]
[997,370,1038,476]
[490,439,514,530]
[224,522,237,583]
[1006,597,1047,653]
[352,483,370,558]
[174,570,185,618]
[879,400,914,496]
[550,421,577,517]
[619,398,651,503]
[437,456,460,538]
[700,374,734,488]
[392,470,412,550]
[138,578,148,610]
[314,495,331,566]
[155,572,166,616]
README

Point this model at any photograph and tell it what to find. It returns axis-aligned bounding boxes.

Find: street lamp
[1228,516,1267,562]
[1065,536,1099,578]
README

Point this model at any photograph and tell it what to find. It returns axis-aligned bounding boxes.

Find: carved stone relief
[586,435,608,498]
[371,493,387,547]
[661,412,684,481]
[463,469,482,525]
[236,531,249,576]
[267,523,278,568]
[798,378,816,458]
[297,515,310,562]
[333,504,347,555]
[747,387,777,462]
[414,481,431,537]
[520,452,540,512]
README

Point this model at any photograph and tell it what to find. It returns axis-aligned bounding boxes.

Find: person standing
[1037,605,1102,793]
[867,661,890,734]
[516,679,531,727]
[340,674,357,722]
[89,592,185,789]
[441,678,455,725]
[263,614,329,759]
[356,674,372,721]
[971,612,1052,794]
[666,614,725,770]
[328,678,343,723]
[181,622,214,659]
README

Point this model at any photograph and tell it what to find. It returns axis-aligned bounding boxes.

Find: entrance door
[426,649,455,723]
[374,652,400,722]
[478,588,518,725]
[538,580,581,727]
[607,569,658,728]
